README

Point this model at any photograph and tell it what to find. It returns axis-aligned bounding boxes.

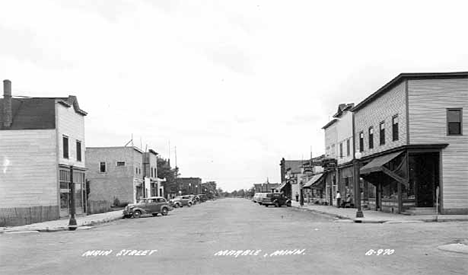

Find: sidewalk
[291,201,468,223]
[0,210,124,234]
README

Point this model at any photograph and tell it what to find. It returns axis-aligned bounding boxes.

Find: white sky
[1,0,467,192]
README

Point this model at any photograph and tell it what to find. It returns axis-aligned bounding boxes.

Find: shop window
[379,121,385,145]
[392,115,399,141]
[447,108,462,135]
[369,127,374,149]
[100,162,106,173]
[63,135,69,159]
[359,132,364,152]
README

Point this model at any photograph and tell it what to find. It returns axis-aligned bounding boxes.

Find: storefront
[59,165,86,218]
[359,145,445,214]
[303,173,327,204]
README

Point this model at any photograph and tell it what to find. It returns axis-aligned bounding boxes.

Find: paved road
[1,198,467,275]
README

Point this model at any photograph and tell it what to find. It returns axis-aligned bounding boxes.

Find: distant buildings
[176,177,202,196]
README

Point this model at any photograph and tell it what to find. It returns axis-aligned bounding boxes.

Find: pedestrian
[336,191,341,208]
[295,192,299,202]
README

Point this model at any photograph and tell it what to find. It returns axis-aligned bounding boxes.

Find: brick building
[176,177,202,196]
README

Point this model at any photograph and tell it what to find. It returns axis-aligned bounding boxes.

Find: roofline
[351,71,468,112]
[322,119,338,129]
[86,146,144,153]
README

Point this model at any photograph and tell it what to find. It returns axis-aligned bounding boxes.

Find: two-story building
[0,80,87,226]
[279,159,308,199]
[176,177,203,195]
[322,117,339,205]
[353,72,468,214]
[86,146,151,213]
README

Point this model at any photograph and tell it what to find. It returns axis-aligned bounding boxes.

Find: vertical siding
[56,103,86,168]
[0,130,58,208]
[408,78,468,211]
[354,82,408,157]
[336,111,354,165]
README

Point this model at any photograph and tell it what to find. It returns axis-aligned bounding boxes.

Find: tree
[157,158,179,196]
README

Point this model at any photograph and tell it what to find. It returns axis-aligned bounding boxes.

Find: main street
[1,198,467,275]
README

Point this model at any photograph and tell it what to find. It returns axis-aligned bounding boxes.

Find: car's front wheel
[161,208,168,216]
[275,201,280,207]
[286,201,292,207]
[133,210,142,218]
[188,202,192,207]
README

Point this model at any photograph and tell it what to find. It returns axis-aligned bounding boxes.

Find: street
[1,198,467,275]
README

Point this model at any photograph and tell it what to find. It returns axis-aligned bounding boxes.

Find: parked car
[123,197,173,218]
[253,193,268,204]
[170,195,194,208]
[197,194,208,202]
[261,193,292,207]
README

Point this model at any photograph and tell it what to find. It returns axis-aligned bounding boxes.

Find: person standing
[336,191,341,208]
[295,192,299,202]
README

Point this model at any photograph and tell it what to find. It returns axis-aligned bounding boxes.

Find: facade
[143,150,164,198]
[176,177,203,196]
[322,119,338,205]
[86,146,153,213]
[0,80,87,226]
[254,183,280,193]
[353,72,468,214]
[279,159,308,199]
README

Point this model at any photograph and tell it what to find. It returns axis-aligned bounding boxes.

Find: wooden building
[352,72,468,214]
[0,80,87,226]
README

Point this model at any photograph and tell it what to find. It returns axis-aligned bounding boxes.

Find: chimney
[3,79,12,128]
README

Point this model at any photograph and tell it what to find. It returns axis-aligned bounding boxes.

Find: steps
[402,207,438,215]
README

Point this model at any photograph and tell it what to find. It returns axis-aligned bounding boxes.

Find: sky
[1,0,468,192]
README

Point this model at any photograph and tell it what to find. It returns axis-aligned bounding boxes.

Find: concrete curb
[1,214,123,234]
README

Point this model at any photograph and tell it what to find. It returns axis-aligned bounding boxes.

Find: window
[76,141,82,162]
[447,109,462,135]
[346,139,350,156]
[151,167,154,178]
[359,132,364,152]
[339,143,343,158]
[63,136,69,159]
[369,127,374,149]
[100,162,106,173]
[379,121,385,145]
[392,115,399,141]
[117,162,125,166]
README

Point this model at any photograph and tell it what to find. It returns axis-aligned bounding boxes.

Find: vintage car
[169,195,195,208]
[261,193,292,207]
[123,197,173,218]
[252,193,268,204]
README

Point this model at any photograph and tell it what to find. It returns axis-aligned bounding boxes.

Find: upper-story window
[100,162,106,173]
[447,108,463,135]
[151,167,154,178]
[392,115,399,141]
[346,139,350,156]
[117,162,125,166]
[339,143,343,158]
[369,127,374,149]
[379,121,386,145]
[359,132,364,152]
[76,141,82,162]
[63,135,69,159]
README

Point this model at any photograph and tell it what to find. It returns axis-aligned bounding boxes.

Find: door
[410,153,439,207]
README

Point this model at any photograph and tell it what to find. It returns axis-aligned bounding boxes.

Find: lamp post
[68,166,77,230]
[354,152,364,218]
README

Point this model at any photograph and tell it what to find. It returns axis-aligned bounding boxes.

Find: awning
[276,182,287,191]
[360,151,403,174]
[303,173,325,189]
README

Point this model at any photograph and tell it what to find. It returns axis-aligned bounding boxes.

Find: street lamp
[354,152,364,218]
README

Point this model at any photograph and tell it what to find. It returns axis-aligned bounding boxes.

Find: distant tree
[157,158,179,196]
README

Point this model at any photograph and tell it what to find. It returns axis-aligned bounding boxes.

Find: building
[279,159,306,199]
[176,177,202,195]
[254,182,280,193]
[0,80,87,226]
[352,71,468,214]
[85,146,163,213]
[322,103,355,206]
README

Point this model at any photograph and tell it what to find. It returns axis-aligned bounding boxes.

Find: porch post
[68,166,77,230]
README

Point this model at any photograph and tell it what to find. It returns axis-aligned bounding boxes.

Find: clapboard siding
[336,111,354,165]
[354,82,408,157]
[57,102,86,168]
[0,130,58,208]
[324,123,338,159]
[408,78,468,211]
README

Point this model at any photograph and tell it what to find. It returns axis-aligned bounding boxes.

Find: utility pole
[68,166,77,230]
